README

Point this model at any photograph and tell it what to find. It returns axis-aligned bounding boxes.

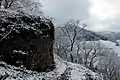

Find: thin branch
[0,27,14,42]
[7,0,14,8]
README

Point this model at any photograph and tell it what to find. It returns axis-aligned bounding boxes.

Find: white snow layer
[0,54,102,80]
[99,40,120,55]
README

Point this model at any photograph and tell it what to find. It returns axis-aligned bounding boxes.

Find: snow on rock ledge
[0,54,103,80]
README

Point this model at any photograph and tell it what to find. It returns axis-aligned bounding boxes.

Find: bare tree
[57,19,86,62]
[98,49,120,80]
[75,41,107,71]
[0,0,14,9]
[78,41,120,79]
[60,20,86,51]
[0,0,43,15]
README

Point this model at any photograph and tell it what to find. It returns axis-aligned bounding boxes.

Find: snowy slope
[0,54,103,80]
[99,40,120,54]
[82,40,120,55]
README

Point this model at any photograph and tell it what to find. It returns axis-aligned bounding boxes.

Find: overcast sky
[40,0,120,32]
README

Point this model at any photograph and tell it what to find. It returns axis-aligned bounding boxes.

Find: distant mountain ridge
[56,26,108,41]
[78,28,108,41]
[98,32,120,42]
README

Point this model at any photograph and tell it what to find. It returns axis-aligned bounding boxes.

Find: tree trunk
[70,53,74,62]
[0,0,2,8]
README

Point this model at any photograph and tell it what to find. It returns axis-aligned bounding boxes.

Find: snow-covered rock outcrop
[0,9,55,72]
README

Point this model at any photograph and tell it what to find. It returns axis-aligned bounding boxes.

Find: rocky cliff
[0,9,55,72]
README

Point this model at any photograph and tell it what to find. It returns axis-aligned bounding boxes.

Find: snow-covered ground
[99,40,120,55]
[0,54,102,80]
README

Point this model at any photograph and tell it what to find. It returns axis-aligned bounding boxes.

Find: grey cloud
[40,0,120,32]
[41,0,90,25]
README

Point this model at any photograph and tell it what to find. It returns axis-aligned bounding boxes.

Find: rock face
[0,9,55,72]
